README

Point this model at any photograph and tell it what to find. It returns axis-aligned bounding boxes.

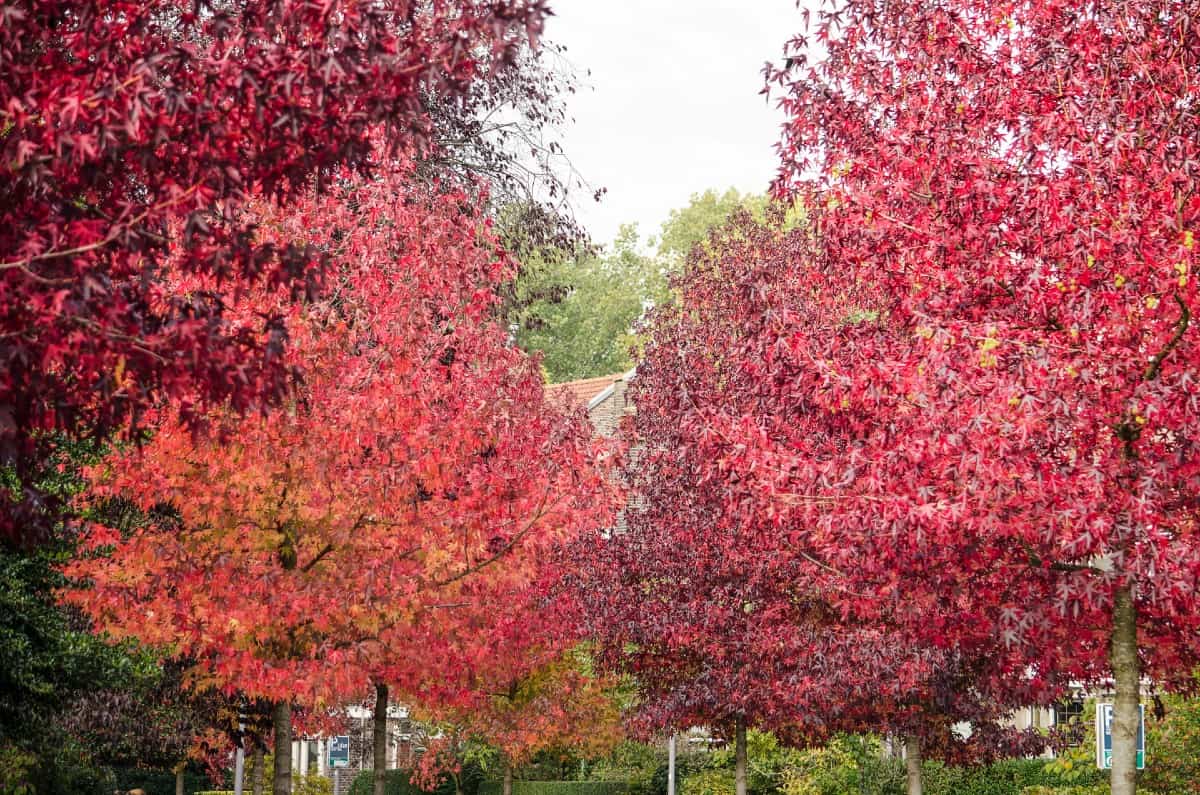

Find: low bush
[922,757,1105,795]
[1141,693,1200,793]
[349,764,483,795]
[589,740,663,794]
[743,735,1107,795]
[476,783,629,795]
[296,774,334,795]
[678,768,734,795]
[780,736,903,795]
[349,769,432,795]
[113,766,213,795]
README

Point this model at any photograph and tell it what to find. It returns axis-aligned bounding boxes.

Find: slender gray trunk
[734,717,747,795]
[252,742,265,795]
[373,682,389,795]
[1111,585,1140,795]
[175,766,184,795]
[272,701,292,795]
[904,735,923,795]
[502,762,513,795]
[667,734,676,795]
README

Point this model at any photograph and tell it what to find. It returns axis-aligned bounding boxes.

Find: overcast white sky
[545,0,803,248]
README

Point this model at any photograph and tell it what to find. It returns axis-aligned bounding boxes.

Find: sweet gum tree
[764,0,1200,792]
[576,209,1055,795]
[0,0,548,543]
[64,160,611,795]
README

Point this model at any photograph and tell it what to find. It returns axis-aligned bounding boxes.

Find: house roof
[545,373,628,407]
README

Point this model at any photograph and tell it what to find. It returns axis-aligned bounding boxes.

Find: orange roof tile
[545,373,626,407]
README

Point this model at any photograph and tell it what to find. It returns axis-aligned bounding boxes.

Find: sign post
[233,710,247,795]
[667,734,676,795]
[328,735,351,770]
[1096,703,1145,770]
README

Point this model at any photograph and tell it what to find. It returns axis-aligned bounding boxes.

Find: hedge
[349,766,484,795]
[112,768,214,795]
[921,758,1105,795]
[476,784,628,795]
[349,770,431,795]
[677,755,1107,795]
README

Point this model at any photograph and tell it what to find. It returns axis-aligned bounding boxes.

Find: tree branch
[1144,292,1190,381]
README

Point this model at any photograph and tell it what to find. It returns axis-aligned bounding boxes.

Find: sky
[545,0,804,248]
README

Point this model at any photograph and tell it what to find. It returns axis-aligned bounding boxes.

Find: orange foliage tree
[64,158,613,795]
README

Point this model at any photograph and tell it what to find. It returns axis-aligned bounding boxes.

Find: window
[1053,696,1086,746]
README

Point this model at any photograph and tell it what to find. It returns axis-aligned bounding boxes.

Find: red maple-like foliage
[0,0,548,542]
[757,0,1200,790]
[62,161,613,719]
[572,210,1057,779]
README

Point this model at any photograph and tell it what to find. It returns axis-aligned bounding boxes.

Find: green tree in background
[652,189,767,270]
[513,224,654,382]
[514,189,764,382]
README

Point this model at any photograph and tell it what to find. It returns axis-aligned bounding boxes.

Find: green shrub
[350,769,432,795]
[1141,694,1200,793]
[350,765,483,795]
[476,783,629,795]
[674,729,811,794]
[929,757,1110,795]
[679,768,734,795]
[295,774,334,795]
[922,757,1105,795]
[589,741,662,794]
[781,736,903,795]
[0,746,35,795]
[112,766,212,795]
[195,774,332,795]
[777,741,1106,795]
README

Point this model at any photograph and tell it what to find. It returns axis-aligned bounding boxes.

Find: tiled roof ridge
[545,372,629,406]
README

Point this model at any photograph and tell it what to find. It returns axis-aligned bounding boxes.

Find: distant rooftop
[545,373,628,408]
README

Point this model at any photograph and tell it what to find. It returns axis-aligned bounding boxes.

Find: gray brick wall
[585,372,636,536]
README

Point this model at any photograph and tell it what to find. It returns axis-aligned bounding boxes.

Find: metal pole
[667,734,676,795]
[233,713,246,795]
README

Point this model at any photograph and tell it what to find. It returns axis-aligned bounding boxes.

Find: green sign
[328,736,350,769]
[1096,703,1144,770]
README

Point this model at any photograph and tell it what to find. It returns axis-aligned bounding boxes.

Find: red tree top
[767,0,1200,686]
[1,0,548,541]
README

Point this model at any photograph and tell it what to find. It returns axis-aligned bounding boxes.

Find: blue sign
[328,736,350,768]
[1096,704,1144,770]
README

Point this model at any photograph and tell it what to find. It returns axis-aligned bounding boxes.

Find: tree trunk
[734,717,747,795]
[252,742,265,795]
[373,682,389,795]
[273,701,292,795]
[1111,584,1140,795]
[175,765,185,795]
[502,762,513,795]
[904,735,923,795]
